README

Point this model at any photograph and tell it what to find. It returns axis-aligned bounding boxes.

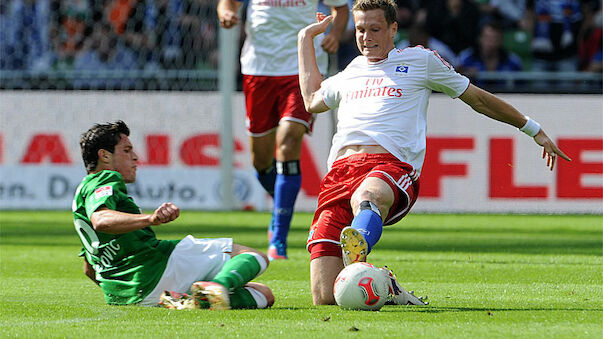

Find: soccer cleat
[158,290,200,310]
[380,266,429,306]
[267,242,288,261]
[190,281,231,310]
[389,289,429,306]
[340,226,368,266]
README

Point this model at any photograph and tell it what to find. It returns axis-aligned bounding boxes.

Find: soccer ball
[333,262,390,311]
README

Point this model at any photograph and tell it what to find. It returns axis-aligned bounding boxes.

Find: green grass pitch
[1,211,601,338]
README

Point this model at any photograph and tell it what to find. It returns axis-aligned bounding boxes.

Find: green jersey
[72,170,178,305]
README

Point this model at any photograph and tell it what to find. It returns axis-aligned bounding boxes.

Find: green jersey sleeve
[84,171,132,217]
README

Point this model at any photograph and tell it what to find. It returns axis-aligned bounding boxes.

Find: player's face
[353,9,397,61]
[109,134,138,183]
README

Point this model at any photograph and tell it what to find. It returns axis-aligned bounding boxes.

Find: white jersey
[320,47,470,174]
[241,0,347,76]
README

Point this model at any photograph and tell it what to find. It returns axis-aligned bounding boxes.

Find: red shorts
[307,153,420,260]
[242,74,315,136]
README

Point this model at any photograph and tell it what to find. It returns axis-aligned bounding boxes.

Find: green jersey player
[73,120,274,310]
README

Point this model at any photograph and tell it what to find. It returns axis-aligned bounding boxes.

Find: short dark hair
[352,0,398,26]
[80,120,130,173]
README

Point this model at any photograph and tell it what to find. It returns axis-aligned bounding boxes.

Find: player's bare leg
[250,132,277,173]
[230,243,270,264]
[341,177,394,265]
[275,120,305,161]
[267,120,306,260]
[349,177,394,218]
[250,132,277,241]
[310,255,344,305]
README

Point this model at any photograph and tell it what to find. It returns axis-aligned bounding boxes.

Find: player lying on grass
[217,0,348,261]
[298,0,571,305]
[72,120,274,310]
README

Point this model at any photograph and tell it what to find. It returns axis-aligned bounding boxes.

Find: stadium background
[1,0,602,214]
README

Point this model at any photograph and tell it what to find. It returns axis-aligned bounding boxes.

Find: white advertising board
[0,91,601,213]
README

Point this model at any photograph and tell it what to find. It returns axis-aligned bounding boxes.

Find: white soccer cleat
[190,281,231,310]
[158,290,200,310]
[340,226,368,266]
[380,266,429,306]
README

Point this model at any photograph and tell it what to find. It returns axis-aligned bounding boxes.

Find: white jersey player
[321,46,469,173]
[217,0,349,260]
[298,0,570,306]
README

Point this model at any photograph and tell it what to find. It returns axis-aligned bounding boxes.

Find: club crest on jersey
[94,185,113,199]
[395,64,409,75]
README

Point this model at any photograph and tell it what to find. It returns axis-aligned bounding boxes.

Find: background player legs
[250,131,277,198]
[249,121,305,260]
[269,120,306,260]
[250,132,278,242]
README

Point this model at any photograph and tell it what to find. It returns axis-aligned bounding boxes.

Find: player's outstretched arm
[217,0,241,28]
[90,202,180,234]
[459,84,570,170]
[298,13,332,113]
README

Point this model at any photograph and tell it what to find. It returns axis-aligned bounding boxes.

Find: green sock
[211,253,263,291]
[229,288,258,309]
[195,287,258,309]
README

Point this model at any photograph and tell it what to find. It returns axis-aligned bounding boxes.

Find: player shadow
[379,306,603,313]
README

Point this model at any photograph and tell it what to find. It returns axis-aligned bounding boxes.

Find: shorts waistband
[332,153,403,167]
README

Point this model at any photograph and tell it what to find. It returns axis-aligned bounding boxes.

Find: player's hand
[321,33,340,54]
[533,129,571,171]
[150,202,180,225]
[219,10,239,28]
[300,13,333,39]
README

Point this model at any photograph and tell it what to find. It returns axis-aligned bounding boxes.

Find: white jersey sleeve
[320,72,344,109]
[425,50,470,98]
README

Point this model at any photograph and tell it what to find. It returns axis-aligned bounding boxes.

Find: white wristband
[519,117,541,137]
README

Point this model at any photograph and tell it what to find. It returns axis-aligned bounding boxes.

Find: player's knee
[351,190,391,216]
[312,289,336,305]
[252,156,274,172]
[232,244,270,268]
[276,141,302,160]
[310,271,337,305]
[276,131,304,160]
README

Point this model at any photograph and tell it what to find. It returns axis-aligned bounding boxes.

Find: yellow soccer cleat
[340,226,368,266]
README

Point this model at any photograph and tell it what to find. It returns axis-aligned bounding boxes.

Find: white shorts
[139,235,233,306]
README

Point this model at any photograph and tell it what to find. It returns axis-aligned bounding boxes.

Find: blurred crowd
[0,0,219,73]
[0,0,601,86]
[338,0,603,77]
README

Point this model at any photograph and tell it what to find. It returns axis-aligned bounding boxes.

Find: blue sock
[255,161,276,198]
[350,201,383,253]
[271,160,301,246]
